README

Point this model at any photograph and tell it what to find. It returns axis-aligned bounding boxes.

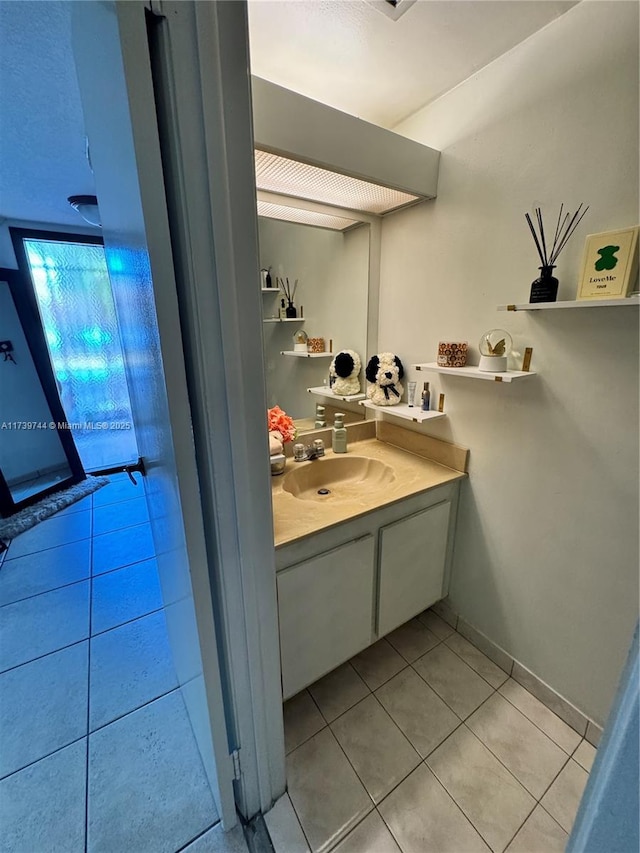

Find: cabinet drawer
[377,501,451,637]
[277,535,375,699]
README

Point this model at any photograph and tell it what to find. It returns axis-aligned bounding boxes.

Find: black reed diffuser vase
[277,275,299,318]
[530,265,559,303]
[525,203,589,303]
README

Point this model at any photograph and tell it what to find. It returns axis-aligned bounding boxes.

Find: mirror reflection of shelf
[307,386,365,403]
[263,318,304,323]
[414,363,535,383]
[358,400,446,423]
[498,297,640,311]
[280,351,333,358]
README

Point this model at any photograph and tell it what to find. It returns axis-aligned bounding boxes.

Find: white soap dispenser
[332,412,347,454]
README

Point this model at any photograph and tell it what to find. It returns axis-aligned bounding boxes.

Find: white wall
[380,1,639,725]
[0,281,69,484]
[258,218,369,419]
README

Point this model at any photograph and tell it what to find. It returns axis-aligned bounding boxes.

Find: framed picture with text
[577,226,639,300]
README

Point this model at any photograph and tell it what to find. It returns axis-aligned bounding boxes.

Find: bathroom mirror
[0,269,84,516]
[258,214,373,434]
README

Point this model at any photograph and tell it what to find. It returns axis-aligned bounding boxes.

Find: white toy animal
[365,352,405,406]
[329,350,362,397]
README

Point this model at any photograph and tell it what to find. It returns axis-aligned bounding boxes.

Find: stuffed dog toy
[329,350,362,396]
[365,352,404,406]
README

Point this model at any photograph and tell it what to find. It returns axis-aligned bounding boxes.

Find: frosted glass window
[21,238,138,471]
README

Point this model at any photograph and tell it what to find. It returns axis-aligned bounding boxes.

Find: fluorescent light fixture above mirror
[255,151,419,216]
[257,198,360,231]
[252,77,440,216]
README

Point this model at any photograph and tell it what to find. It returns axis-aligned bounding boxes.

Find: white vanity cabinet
[275,481,460,699]
[377,501,451,636]
[277,535,375,700]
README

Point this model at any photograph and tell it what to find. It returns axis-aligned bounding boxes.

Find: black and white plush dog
[329,350,362,397]
[365,352,404,406]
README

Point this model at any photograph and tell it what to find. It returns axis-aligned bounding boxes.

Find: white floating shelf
[280,351,333,359]
[498,298,640,311]
[261,287,280,293]
[307,386,365,403]
[359,400,446,423]
[414,363,536,383]
[263,317,304,323]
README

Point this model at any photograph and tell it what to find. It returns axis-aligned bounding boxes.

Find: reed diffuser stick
[525,203,589,267]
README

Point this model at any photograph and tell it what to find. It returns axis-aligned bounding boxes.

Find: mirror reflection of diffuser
[478,329,512,372]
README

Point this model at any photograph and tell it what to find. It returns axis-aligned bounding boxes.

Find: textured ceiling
[248,0,579,128]
[0,0,578,228]
[0,1,95,226]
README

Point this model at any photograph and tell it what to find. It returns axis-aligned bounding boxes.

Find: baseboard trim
[437,600,603,746]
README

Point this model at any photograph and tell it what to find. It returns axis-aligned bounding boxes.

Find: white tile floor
[0,474,226,853]
[272,611,595,853]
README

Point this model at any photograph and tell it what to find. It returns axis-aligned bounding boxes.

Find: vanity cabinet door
[377,501,451,638]
[277,534,375,700]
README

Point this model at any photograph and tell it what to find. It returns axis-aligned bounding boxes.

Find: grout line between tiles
[497,684,581,756]
[538,800,575,835]
[3,527,93,563]
[387,757,490,853]
[0,601,166,677]
[1,683,187,786]
[421,740,512,851]
[0,571,93,609]
[437,631,506,692]
[426,720,569,844]
[464,708,573,803]
[175,819,222,852]
[91,491,146,510]
[0,632,89,678]
[534,752,573,804]
[87,671,183,738]
[283,790,314,852]
[0,551,157,615]
[323,807,370,853]
[0,731,89,785]
[290,723,377,850]
[499,799,538,852]
[84,507,94,853]
[91,548,156,579]
[324,690,473,847]
[407,656,493,724]
[309,662,371,726]
[328,691,422,803]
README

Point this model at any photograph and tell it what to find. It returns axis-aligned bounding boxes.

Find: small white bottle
[332,412,347,453]
[315,404,326,429]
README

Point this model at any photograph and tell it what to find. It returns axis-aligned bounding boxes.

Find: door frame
[144,0,286,817]
[73,0,285,824]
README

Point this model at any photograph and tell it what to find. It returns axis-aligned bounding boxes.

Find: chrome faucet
[293,439,325,462]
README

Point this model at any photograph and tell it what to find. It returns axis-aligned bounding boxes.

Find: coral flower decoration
[267,406,296,443]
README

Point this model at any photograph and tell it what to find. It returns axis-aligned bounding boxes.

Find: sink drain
[317,488,331,495]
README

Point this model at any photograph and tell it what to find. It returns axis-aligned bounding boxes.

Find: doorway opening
[11,229,138,472]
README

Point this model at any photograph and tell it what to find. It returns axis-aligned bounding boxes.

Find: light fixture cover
[257,198,359,231]
[68,195,101,227]
[255,150,419,216]
[252,77,440,214]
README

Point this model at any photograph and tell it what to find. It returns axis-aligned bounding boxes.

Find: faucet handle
[293,443,307,462]
[313,439,325,457]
